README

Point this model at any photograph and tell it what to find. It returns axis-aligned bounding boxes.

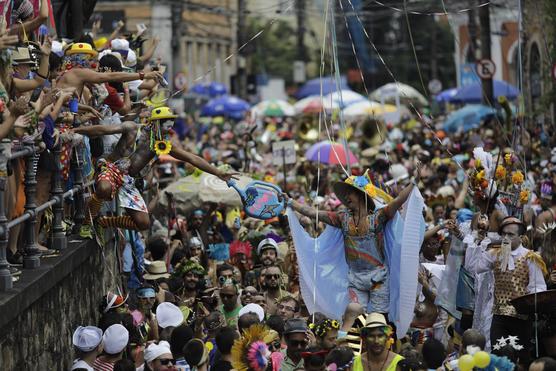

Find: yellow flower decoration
[495,165,507,180]
[476,170,486,182]
[519,190,529,203]
[504,153,512,165]
[512,171,524,185]
[364,183,377,198]
[205,341,214,352]
[475,159,482,169]
[154,140,172,156]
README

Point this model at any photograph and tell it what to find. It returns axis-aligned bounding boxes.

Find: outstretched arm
[288,198,341,228]
[169,145,237,182]
[73,123,126,137]
[72,69,162,85]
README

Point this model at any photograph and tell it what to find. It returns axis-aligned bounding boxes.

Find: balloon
[458,354,475,371]
[473,351,491,368]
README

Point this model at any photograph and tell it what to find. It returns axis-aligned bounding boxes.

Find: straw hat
[143,260,170,280]
[332,170,393,211]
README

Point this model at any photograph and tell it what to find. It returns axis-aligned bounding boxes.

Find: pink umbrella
[305,141,358,165]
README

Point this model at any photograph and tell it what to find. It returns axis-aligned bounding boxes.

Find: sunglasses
[265,274,280,280]
[242,290,258,296]
[268,340,281,351]
[159,359,175,365]
[289,339,308,347]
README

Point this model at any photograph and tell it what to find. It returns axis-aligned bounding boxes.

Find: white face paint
[161,120,174,132]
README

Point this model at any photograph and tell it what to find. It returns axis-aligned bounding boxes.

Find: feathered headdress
[231,325,271,371]
[230,240,253,259]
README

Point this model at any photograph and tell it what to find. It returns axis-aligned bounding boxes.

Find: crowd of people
[2,1,556,371]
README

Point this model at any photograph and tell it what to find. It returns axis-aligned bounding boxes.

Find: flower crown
[172,259,206,278]
[345,170,393,204]
[310,319,340,337]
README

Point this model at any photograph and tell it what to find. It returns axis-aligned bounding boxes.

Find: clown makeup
[161,120,174,132]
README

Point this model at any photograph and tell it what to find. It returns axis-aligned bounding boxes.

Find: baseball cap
[72,326,103,352]
[102,324,129,355]
[284,318,307,335]
[257,238,278,255]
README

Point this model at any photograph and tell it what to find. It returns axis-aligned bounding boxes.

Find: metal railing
[0,138,93,291]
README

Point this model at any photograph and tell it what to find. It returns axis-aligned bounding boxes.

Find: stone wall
[0,235,119,371]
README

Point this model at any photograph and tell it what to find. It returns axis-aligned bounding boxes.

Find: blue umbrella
[443,104,497,133]
[190,83,209,95]
[200,95,250,119]
[452,80,519,103]
[435,88,458,103]
[208,82,227,97]
[295,76,350,99]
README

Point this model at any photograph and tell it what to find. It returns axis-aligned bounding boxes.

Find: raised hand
[0,34,18,50]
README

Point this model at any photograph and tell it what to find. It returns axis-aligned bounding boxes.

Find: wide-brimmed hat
[333,170,393,211]
[143,260,170,280]
[362,312,388,330]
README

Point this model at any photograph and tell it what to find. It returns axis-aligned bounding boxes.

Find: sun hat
[332,170,393,211]
[103,291,128,313]
[156,302,184,329]
[72,326,103,352]
[11,47,34,65]
[362,313,388,329]
[143,260,171,280]
[102,324,129,355]
[65,43,98,57]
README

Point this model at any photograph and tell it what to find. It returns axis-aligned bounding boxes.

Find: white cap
[239,303,265,322]
[257,238,278,255]
[190,236,202,248]
[389,163,408,182]
[125,49,137,67]
[110,38,129,51]
[144,340,172,362]
[102,324,129,355]
[156,302,184,329]
[72,326,103,352]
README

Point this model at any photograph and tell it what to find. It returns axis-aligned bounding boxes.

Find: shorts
[96,159,125,200]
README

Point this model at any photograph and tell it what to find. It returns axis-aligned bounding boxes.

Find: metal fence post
[23,140,40,269]
[0,139,12,290]
[49,144,66,250]
[71,146,85,228]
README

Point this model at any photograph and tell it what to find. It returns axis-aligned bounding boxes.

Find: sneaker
[9,265,21,276]
[79,224,93,239]
[7,250,23,266]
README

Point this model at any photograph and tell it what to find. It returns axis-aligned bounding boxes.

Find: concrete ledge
[0,237,97,329]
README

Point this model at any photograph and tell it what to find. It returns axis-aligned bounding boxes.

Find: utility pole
[468,0,478,61]
[237,0,247,98]
[479,2,494,105]
[296,0,306,62]
[430,16,438,80]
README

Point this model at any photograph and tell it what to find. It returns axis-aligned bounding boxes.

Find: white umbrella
[293,96,339,114]
[342,100,388,117]
[370,83,428,106]
[252,99,295,117]
[322,90,367,110]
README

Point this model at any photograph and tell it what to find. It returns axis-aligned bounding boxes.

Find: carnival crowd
[2,1,556,371]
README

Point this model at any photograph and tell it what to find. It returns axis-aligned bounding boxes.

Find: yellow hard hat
[149,106,177,121]
[65,43,98,57]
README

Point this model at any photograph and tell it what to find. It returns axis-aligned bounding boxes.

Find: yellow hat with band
[149,106,177,121]
[65,42,98,57]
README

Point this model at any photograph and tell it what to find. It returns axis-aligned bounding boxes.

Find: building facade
[95,0,238,92]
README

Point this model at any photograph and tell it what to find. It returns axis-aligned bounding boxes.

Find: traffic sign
[428,79,442,94]
[476,59,496,79]
[272,140,296,166]
[174,72,187,90]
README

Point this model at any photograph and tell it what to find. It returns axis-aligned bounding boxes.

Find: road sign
[174,72,187,91]
[428,79,442,94]
[476,59,496,79]
[272,140,296,166]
